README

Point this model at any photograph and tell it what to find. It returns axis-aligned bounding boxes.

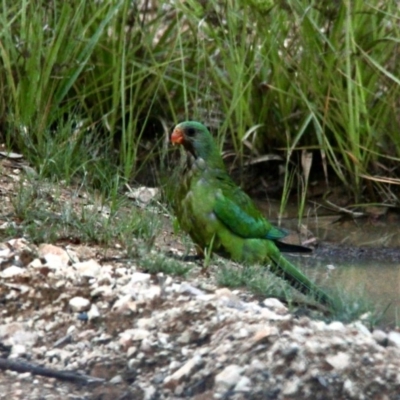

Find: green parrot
[171,120,332,306]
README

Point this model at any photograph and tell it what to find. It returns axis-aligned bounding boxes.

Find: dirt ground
[1,156,400,400]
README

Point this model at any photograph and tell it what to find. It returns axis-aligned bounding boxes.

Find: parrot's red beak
[171,128,184,145]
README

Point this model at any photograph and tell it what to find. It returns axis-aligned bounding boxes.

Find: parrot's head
[171,121,217,161]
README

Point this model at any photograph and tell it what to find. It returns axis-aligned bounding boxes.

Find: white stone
[234,376,251,392]
[236,328,250,339]
[11,344,26,357]
[252,327,279,344]
[260,307,289,321]
[282,377,301,396]
[164,356,202,387]
[0,323,37,347]
[305,340,322,354]
[388,331,400,348]
[215,288,243,308]
[127,187,158,205]
[140,338,152,352]
[372,329,387,346]
[311,320,327,330]
[69,296,91,312]
[73,259,101,278]
[177,331,191,344]
[344,379,358,397]
[7,238,29,250]
[109,375,123,384]
[127,346,137,357]
[263,298,288,314]
[91,285,113,298]
[67,325,76,335]
[0,247,12,258]
[119,329,150,348]
[112,294,137,314]
[129,272,151,285]
[169,360,181,371]
[17,372,32,381]
[351,321,371,336]
[29,258,43,268]
[87,304,100,320]
[138,285,161,302]
[137,318,155,330]
[38,244,69,269]
[248,359,266,372]
[157,332,169,347]
[143,385,156,400]
[179,283,205,296]
[292,326,310,337]
[1,266,25,278]
[115,267,128,276]
[326,321,345,331]
[326,352,350,370]
[215,364,244,392]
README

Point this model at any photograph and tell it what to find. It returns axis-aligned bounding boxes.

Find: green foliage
[217,264,292,300]
[30,117,122,188]
[172,0,400,201]
[0,1,122,141]
[325,285,381,326]
[217,263,382,324]
[0,0,399,202]
[5,177,158,249]
[139,253,192,276]
[0,0,178,180]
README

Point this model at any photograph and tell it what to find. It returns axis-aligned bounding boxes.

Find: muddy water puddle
[304,217,400,326]
[298,251,400,327]
[260,201,400,327]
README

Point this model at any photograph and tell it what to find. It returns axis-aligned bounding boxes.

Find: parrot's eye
[186,127,196,137]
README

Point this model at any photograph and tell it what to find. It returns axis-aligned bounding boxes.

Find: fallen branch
[0,357,105,385]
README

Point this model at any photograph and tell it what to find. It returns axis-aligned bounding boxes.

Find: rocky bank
[0,238,399,399]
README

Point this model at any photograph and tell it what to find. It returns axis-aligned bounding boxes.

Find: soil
[1,156,400,400]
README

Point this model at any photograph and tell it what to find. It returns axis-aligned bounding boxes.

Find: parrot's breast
[177,164,257,261]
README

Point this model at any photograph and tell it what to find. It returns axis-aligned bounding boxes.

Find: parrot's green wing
[213,189,287,240]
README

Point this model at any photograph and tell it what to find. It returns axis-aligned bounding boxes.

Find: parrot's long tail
[270,253,333,307]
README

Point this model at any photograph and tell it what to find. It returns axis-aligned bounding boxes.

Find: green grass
[0,0,399,205]
[325,285,385,327]
[139,252,192,276]
[3,175,159,253]
[217,264,293,300]
[217,261,382,325]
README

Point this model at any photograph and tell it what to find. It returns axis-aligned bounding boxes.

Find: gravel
[0,238,400,399]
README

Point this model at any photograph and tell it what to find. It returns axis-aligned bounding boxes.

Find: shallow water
[298,253,400,327]
[261,201,400,327]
